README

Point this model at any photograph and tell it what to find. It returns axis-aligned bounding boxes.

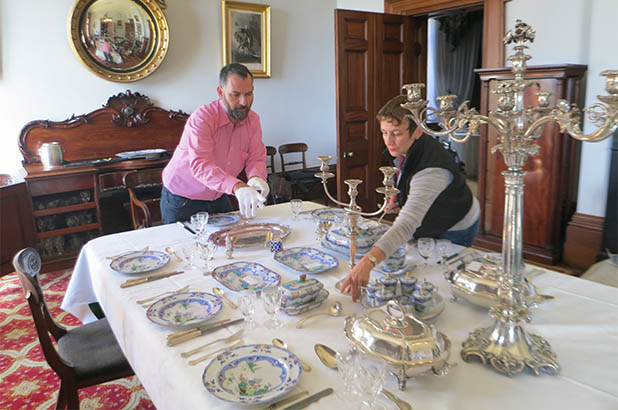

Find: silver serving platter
[209,223,290,248]
[445,256,552,308]
[344,300,452,390]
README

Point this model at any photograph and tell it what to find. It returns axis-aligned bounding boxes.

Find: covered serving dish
[281,275,324,308]
[324,219,388,252]
[344,300,452,390]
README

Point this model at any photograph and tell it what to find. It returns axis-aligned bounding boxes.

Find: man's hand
[235,186,266,218]
[247,176,270,198]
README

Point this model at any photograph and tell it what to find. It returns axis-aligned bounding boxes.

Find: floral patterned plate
[203,344,301,404]
[212,262,281,292]
[110,250,170,274]
[273,247,339,274]
[281,289,329,316]
[207,214,242,227]
[311,207,345,223]
[146,291,222,327]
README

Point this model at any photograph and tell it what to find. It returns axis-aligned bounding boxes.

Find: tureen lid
[344,300,449,367]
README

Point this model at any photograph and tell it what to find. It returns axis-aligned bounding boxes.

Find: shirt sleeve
[186,110,240,194]
[243,117,267,181]
[374,167,452,257]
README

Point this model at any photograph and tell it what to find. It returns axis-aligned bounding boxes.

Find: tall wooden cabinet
[474,64,587,264]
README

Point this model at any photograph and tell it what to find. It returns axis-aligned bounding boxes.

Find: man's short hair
[376,95,415,133]
[219,63,253,86]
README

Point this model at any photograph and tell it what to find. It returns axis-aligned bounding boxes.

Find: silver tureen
[344,300,453,390]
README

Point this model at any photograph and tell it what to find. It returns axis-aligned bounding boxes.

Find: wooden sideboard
[17,91,188,272]
[473,64,587,264]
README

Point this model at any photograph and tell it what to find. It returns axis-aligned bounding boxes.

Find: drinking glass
[191,211,209,239]
[290,199,303,220]
[436,239,452,265]
[336,349,363,407]
[262,286,284,328]
[197,240,217,272]
[357,361,386,410]
[238,291,257,330]
[181,242,199,270]
[417,237,435,266]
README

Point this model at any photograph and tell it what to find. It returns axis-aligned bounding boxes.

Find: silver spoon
[314,343,412,410]
[295,302,343,329]
[165,246,183,262]
[213,287,238,309]
[272,338,312,372]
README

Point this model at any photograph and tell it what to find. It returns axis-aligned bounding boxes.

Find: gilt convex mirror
[67,0,169,82]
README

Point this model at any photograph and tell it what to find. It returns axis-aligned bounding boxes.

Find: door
[335,9,426,211]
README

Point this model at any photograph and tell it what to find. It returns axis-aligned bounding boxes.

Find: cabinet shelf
[33,201,97,217]
[36,223,100,239]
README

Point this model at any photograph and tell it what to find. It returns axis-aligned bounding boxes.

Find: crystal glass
[197,240,217,272]
[417,237,435,266]
[262,286,284,329]
[336,349,363,407]
[290,199,302,220]
[238,291,257,330]
[190,211,209,239]
[436,239,452,265]
[180,242,199,270]
[357,361,386,410]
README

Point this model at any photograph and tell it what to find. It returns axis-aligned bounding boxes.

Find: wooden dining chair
[266,146,277,174]
[13,248,134,410]
[123,168,163,229]
[278,143,308,174]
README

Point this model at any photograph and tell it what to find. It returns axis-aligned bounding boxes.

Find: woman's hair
[376,95,415,133]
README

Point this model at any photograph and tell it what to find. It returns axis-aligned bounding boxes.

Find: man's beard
[222,97,250,121]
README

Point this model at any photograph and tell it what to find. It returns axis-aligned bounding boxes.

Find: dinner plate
[146,291,222,327]
[209,223,290,248]
[202,344,302,405]
[212,262,281,292]
[273,247,339,274]
[372,261,418,277]
[207,214,241,227]
[281,289,329,316]
[311,207,345,222]
[115,148,166,159]
[109,250,170,274]
[320,238,367,258]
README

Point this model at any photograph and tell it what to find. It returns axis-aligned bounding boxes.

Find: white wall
[506,0,618,217]
[337,0,383,13]
[0,0,338,176]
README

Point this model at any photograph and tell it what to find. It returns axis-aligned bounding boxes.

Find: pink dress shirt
[162,99,267,201]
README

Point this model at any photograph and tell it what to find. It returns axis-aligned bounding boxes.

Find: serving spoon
[213,287,238,309]
[295,302,343,329]
[313,343,412,410]
[272,338,312,372]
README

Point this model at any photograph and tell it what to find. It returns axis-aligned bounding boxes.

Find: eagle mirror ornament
[67,0,169,82]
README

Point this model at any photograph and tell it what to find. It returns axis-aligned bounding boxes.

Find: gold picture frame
[221,1,271,78]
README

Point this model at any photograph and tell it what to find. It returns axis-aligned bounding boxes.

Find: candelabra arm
[344,200,389,218]
[319,180,349,207]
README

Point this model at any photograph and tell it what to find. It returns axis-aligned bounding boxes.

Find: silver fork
[188,340,243,366]
[180,329,243,358]
[137,285,190,306]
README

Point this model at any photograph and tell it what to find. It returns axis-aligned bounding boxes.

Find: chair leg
[67,386,80,410]
[56,382,67,409]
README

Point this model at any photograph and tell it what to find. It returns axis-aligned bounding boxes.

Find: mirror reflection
[80,0,155,72]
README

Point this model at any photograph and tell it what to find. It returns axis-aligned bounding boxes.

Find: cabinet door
[1,182,36,276]
[335,9,426,210]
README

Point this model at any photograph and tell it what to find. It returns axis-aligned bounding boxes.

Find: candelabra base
[461,317,560,377]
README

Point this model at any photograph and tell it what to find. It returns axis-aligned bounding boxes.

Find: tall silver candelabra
[401,20,618,376]
[314,156,399,269]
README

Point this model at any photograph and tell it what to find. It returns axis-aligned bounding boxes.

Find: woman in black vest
[341,95,480,301]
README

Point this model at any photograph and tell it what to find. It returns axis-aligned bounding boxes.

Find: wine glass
[180,242,199,270]
[417,237,435,266]
[191,211,209,239]
[262,286,284,328]
[436,239,452,265]
[238,291,257,330]
[197,240,217,273]
[357,361,386,410]
[290,199,303,220]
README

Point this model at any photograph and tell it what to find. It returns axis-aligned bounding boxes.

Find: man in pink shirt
[161,63,269,223]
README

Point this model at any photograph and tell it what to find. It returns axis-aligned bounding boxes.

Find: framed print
[221,1,271,78]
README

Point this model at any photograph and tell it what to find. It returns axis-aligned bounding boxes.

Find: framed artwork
[221,1,271,78]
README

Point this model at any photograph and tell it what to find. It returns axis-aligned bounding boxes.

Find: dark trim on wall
[563,213,605,270]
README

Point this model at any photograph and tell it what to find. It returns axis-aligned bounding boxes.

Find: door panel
[335,9,426,211]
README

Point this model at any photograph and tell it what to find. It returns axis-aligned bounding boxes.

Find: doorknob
[343,151,354,158]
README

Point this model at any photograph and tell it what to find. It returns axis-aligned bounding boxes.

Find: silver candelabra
[314,156,399,269]
[400,19,618,376]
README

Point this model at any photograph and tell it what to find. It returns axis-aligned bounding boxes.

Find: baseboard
[563,213,605,270]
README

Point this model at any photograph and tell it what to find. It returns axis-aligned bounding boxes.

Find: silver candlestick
[400,19,618,376]
[314,156,399,269]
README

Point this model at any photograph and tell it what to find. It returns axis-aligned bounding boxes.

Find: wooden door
[335,10,426,211]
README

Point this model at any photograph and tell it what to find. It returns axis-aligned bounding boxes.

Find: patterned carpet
[0,269,155,409]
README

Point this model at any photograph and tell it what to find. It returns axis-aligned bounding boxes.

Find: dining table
[61,202,618,410]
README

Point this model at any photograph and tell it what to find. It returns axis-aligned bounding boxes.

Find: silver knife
[265,390,309,410]
[167,318,245,346]
[281,388,333,410]
[120,270,184,288]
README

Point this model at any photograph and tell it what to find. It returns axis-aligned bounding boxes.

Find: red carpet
[0,270,155,409]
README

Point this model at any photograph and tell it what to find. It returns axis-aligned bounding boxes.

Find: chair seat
[58,318,132,380]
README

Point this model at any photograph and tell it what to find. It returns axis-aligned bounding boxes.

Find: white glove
[235,186,266,218]
[247,176,270,198]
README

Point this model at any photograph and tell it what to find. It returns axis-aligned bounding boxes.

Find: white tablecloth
[61,203,618,410]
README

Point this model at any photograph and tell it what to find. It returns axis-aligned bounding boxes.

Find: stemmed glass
[238,291,257,330]
[290,199,303,220]
[181,241,199,270]
[417,237,435,266]
[191,212,209,240]
[436,239,452,265]
[357,361,386,410]
[262,286,284,329]
[197,239,217,273]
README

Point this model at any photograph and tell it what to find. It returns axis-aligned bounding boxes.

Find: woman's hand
[341,258,373,302]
